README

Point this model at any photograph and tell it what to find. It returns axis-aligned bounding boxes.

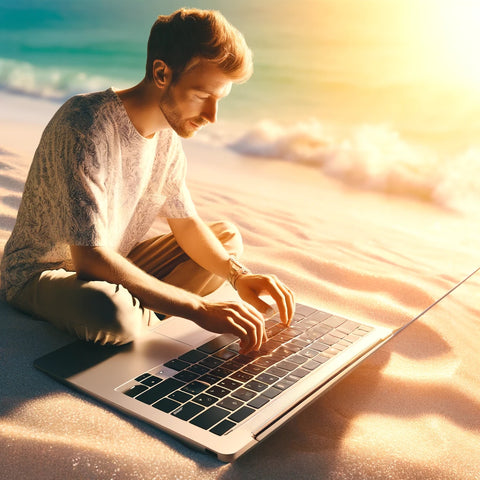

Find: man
[0,8,294,353]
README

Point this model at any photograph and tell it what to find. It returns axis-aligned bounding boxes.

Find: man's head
[145,8,253,138]
[145,8,253,85]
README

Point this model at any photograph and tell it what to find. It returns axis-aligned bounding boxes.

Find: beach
[1,89,480,479]
[2,0,480,477]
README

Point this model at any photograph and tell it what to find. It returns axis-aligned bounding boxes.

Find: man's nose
[201,99,218,124]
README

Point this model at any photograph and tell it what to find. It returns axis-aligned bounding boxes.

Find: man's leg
[128,220,243,296]
[10,220,243,345]
[10,268,156,345]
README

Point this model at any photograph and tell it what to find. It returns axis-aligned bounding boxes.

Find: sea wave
[0,57,112,100]
[229,119,480,213]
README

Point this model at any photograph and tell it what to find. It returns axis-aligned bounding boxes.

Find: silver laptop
[33,273,474,462]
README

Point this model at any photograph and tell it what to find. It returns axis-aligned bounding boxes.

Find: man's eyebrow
[193,86,231,98]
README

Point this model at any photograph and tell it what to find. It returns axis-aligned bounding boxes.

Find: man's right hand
[192,300,268,354]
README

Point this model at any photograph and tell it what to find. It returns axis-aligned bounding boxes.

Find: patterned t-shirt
[0,88,196,301]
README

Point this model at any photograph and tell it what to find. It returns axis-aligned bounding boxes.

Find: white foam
[0,57,112,100]
[229,119,480,213]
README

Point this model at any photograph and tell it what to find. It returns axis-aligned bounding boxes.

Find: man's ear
[152,59,172,88]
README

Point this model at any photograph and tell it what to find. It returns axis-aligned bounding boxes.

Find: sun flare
[424,0,480,88]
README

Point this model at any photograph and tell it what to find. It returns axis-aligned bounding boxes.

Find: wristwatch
[227,255,251,290]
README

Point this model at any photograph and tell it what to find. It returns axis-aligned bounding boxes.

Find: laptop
[33,272,476,462]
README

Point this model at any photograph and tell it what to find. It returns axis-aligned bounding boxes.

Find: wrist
[227,255,251,290]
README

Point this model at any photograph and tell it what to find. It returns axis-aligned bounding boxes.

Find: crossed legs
[10,221,242,345]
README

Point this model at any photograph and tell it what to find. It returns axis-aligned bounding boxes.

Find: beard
[159,87,207,138]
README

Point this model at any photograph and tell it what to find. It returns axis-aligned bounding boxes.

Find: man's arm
[168,215,295,325]
[70,244,267,353]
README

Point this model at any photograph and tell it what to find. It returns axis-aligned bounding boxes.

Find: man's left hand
[235,273,295,325]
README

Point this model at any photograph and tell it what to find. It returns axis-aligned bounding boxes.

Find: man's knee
[77,283,147,346]
[210,220,244,258]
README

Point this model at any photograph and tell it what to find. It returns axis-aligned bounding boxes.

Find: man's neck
[116,80,170,139]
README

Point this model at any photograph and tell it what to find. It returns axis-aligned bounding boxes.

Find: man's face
[159,59,233,138]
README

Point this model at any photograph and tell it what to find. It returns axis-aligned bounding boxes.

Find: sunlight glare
[425,0,480,88]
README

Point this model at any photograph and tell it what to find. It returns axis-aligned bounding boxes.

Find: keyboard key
[181,380,209,395]
[222,359,244,371]
[295,304,317,316]
[210,419,236,436]
[172,402,204,420]
[134,373,151,382]
[228,406,255,423]
[136,378,184,405]
[262,387,283,399]
[289,338,311,348]
[284,374,301,385]
[323,316,345,328]
[276,360,298,371]
[169,390,193,403]
[345,333,362,343]
[174,370,199,383]
[178,350,208,364]
[193,393,218,407]
[188,364,210,375]
[310,341,329,352]
[299,348,318,359]
[254,357,278,368]
[140,375,163,387]
[123,384,148,397]
[290,367,310,379]
[256,373,280,385]
[321,334,340,345]
[289,354,307,365]
[274,379,296,391]
[267,324,285,336]
[230,371,253,382]
[247,395,270,409]
[214,348,237,361]
[206,385,231,398]
[190,406,230,430]
[209,366,231,378]
[244,380,268,392]
[200,357,224,369]
[164,358,190,371]
[217,378,242,391]
[266,366,287,377]
[337,321,358,334]
[242,364,265,375]
[231,388,257,402]
[198,334,237,354]
[313,354,330,364]
[302,359,322,370]
[153,397,181,413]
[218,396,244,411]
[198,374,221,385]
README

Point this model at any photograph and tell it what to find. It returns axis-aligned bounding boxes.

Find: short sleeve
[54,127,109,246]
[159,135,197,218]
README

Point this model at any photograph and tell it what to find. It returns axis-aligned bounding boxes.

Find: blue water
[2,0,480,210]
[0,0,454,131]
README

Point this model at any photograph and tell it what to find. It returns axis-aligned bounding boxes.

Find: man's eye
[195,95,208,101]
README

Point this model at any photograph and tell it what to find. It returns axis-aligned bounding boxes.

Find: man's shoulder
[52,88,119,135]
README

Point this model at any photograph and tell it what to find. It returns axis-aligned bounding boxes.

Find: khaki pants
[10,221,242,345]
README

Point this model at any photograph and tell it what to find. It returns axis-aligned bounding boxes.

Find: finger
[260,275,292,325]
[283,285,296,325]
[242,302,268,348]
[231,306,263,353]
[274,279,296,325]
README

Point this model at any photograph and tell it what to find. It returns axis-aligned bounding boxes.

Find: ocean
[1,0,480,212]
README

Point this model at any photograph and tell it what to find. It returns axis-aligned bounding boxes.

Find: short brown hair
[146,8,253,84]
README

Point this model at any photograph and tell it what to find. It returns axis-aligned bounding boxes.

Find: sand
[1,90,479,479]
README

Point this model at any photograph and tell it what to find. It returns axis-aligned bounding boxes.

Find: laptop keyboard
[121,304,373,436]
